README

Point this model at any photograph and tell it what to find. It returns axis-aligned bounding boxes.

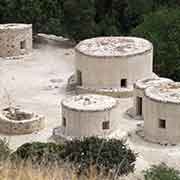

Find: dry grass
[0,161,142,180]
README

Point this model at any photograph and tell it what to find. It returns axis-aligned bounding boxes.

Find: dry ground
[0,43,179,173]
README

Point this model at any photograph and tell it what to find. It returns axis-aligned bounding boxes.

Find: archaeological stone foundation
[0,23,32,58]
[0,107,45,135]
[75,36,154,98]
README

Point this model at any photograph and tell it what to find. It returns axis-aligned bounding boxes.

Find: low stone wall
[0,112,45,135]
[76,86,133,98]
[34,33,76,48]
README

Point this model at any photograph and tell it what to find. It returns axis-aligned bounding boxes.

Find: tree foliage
[2,0,63,35]
[1,0,178,41]
[132,8,180,81]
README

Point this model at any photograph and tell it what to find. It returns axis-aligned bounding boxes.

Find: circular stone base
[134,125,177,146]
[52,126,115,141]
[76,86,133,98]
[0,53,32,60]
[0,109,45,135]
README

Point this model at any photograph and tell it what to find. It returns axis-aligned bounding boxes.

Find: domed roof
[75,36,152,58]
[62,94,117,112]
[145,82,180,104]
[135,77,173,90]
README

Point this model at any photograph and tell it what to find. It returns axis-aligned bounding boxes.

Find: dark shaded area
[132,8,180,81]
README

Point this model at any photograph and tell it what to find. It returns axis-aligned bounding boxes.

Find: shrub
[143,163,180,180]
[61,137,137,176]
[0,138,11,161]
[11,142,64,165]
[132,8,180,81]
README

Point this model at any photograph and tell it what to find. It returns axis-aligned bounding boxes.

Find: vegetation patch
[11,142,64,166]
[11,137,136,177]
[143,163,180,180]
[61,137,137,176]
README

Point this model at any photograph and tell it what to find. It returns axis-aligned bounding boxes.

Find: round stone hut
[0,23,32,58]
[61,94,118,137]
[144,82,180,145]
[75,36,154,98]
[133,77,173,119]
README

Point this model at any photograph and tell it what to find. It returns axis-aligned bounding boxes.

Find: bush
[144,163,180,180]
[0,138,11,161]
[11,142,64,165]
[61,137,137,176]
[10,138,136,177]
[132,8,180,81]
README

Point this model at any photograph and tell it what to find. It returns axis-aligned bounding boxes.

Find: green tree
[132,8,180,81]
[62,0,96,41]
[5,0,63,35]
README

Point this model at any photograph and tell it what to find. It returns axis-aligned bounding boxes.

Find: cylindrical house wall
[61,94,117,137]
[144,83,180,144]
[75,37,153,90]
[62,107,117,137]
[133,77,173,119]
[0,24,32,58]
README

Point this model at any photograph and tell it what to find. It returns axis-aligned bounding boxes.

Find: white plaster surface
[133,77,173,119]
[135,77,173,90]
[75,37,154,96]
[142,82,180,144]
[61,94,118,137]
[0,42,180,172]
[62,94,117,111]
[145,82,180,104]
[75,36,152,57]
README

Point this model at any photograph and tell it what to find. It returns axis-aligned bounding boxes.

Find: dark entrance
[20,40,26,49]
[121,79,127,88]
[77,70,82,86]
[136,97,142,116]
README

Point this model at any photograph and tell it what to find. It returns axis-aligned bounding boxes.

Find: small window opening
[159,119,166,129]
[121,79,127,88]
[102,121,110,130]
[20,40,26,49]
[62,117,66,127]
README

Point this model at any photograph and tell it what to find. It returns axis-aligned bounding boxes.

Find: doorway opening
[77,70,82,86]
[136,97,142,116]
[121,79,127,88]
[20,40,26,49]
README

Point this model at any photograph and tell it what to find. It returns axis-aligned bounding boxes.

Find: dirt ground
[0,43,180,173]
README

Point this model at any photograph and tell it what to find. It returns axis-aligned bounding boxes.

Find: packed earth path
[0,42,180,173]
